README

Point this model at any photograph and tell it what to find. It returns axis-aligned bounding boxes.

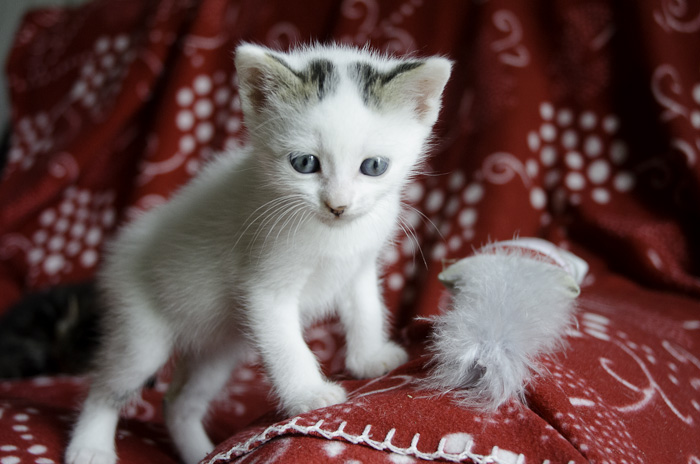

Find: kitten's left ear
[234,43,301,120]
[387,57,452,126]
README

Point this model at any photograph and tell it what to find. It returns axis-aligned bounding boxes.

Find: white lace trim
[204,416,573,463]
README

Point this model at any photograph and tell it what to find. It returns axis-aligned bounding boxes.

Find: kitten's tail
[421,238,587,411]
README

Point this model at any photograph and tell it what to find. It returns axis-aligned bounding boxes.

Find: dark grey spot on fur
[268,54,305,80]
[352,63,378,105]
[350,60,425,107]
[267,54,339,102]
[306,59,338,100]
[382,61,425,83]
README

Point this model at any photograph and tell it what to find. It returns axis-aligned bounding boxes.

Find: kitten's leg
[249,292,346,416]
[164,340,248,464]
[66,310,172,464]
[64,391,121,464]
[340,263,408,379]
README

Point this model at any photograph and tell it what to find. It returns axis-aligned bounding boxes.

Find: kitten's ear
[386,57,452,126]
[234,43,299,118]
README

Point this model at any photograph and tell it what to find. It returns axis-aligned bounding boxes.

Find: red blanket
[1,0,699,463]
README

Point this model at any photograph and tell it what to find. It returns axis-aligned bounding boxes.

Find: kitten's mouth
[317,208,356,225]
[319,212,350,225]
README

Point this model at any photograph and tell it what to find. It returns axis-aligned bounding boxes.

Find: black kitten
[0,282,99,378]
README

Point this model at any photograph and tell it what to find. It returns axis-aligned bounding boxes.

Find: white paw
[346,341,409,379]
[65,447,117,464]
[283,382,347,416]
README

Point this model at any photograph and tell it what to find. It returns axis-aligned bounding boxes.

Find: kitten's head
[234,43,451,226]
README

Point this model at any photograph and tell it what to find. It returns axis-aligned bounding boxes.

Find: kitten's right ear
[384,57,452,126]
[235,43,298,118]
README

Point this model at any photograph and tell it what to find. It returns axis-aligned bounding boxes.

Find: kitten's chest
[243,212,393,318]
[296,252,368,317]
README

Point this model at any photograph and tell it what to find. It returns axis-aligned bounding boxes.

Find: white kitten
[65,43,451,464]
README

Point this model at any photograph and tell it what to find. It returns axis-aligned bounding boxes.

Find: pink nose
[325,203,347,217]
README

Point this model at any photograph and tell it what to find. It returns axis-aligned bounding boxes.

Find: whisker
[250,200,297,253]
[256,197,307,256]
[287,209,311,248]
[233,195,295,250]
[398,215,428,269]
[405,203,444,241]
[274,199,307,243]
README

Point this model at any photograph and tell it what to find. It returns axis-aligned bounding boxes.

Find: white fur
[66,43,451,464]
[423,242,584,412]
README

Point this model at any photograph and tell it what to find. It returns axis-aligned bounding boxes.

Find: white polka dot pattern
[70,34,136,114]
[6,113,53,173]
[0,187,116,285]
[174,71,244,175]
[528,102,636,210]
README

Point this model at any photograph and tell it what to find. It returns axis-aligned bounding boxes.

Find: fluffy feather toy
[423,238,588,411]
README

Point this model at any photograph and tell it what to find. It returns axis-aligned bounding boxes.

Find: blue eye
[360,157,389,176]
[290,153,320,174]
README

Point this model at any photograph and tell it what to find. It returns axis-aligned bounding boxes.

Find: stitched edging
[204,416,529,463]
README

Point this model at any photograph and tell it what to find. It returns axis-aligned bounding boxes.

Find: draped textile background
[1,1,699,463]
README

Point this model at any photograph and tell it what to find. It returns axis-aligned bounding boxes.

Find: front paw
[65,447,117,464]
[282,381,347,416]
[346,341,409,379]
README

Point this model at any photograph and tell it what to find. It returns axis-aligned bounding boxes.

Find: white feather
[423,240,586,411]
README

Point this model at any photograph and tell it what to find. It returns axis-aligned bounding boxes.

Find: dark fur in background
[0,282,99,378]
